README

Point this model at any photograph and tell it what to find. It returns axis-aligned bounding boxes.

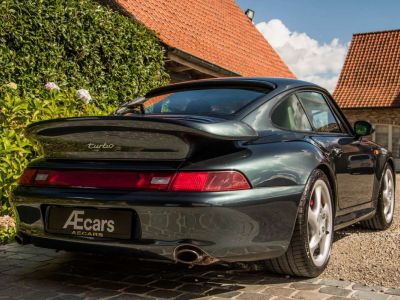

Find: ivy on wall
[0,0,169,105]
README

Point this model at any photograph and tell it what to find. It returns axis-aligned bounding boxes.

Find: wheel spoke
[384,204,390,215]
[384,172,389,189]
[308,206,319,231]
[309,235,321,254]
[382,189,390,205]
[314,185,322,214]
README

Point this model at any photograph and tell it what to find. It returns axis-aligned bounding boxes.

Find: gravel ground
[323,177,400,288]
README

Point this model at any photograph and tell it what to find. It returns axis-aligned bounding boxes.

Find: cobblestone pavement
[1,243,400,300]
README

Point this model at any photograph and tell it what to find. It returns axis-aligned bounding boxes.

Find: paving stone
[0,244,397,300]
[150,279,183,289]
[204,289,242,298]
[292,290,329,300]
[26,255,55,262]
[110,294,153,300]
[20,290,59,300]
[51,295,85,300]
[386,288,400,296]
[290,282,321,290]
[352,283,386,292]
[123,275,157,285]
[261,287,295,297]
[352,290,390,300]
[319,286,352,297]
[56,285,90,294]
[235,292,273,300]
[147,289,183,298]
[175,293,206,300]
[179,275,210,283]
[240,284,268,293]
[0,286,36,298]
[60,276,95,286]
[124,284,154,294]
[89,280,128,290]
[319,279,353,288]
[178,283,215,294]
[83,289,121,298]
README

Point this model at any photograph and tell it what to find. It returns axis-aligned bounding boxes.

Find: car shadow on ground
[15,250,315,299]
[333,223,378,243]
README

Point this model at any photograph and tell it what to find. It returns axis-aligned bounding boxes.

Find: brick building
[106,0,295,82]
[333,29,400,167]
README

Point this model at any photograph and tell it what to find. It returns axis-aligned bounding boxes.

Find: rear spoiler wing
[26,116,258,160]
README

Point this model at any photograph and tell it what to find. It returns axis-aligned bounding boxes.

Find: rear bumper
[11,185,303,262]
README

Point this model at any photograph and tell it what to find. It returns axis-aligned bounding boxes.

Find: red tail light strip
[18,169,251,192]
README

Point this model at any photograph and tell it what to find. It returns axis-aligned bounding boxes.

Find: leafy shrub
[0,0,168,105]
[0,88,115,215]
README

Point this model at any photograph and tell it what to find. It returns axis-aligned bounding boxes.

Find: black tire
[360,165,395,230]
[264,169,334,277]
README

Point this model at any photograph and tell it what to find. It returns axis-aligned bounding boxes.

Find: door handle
[330,147,343,158]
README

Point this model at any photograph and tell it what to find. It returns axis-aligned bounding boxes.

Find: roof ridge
[353,28,400,36]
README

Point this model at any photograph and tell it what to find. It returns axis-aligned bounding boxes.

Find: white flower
[5,82,17,90]
[76,89,92,104]
[44,82,60,92]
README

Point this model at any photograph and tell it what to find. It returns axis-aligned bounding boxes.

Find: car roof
[146,77,321,97]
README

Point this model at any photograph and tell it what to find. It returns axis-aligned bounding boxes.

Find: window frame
[295,90,349,135]
[270,93,314,133]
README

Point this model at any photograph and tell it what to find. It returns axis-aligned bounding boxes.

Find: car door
[296,91,376,210]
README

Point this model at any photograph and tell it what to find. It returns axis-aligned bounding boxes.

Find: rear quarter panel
[180,139,327,189]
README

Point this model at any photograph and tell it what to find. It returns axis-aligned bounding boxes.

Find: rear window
[142,88,268,116]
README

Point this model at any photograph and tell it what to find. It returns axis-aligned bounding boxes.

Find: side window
[297,92,342,133]
[271,94,312,131]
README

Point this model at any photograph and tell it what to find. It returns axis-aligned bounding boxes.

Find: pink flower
[0,215,15,230]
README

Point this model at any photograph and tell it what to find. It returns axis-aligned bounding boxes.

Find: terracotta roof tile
[333,29,400,108]
[113,0,295,78]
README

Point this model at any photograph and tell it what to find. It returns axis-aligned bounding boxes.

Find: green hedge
[0,0,168,104]
[0,0,170,221]
[0,88,114,215]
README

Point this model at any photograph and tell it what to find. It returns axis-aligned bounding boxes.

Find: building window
[372,124,400,169]
[374,125,389,149]
[392,126,400,159]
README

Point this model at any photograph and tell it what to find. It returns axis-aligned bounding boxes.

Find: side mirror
[354,120,374,137]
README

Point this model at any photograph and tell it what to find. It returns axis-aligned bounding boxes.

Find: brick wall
[342,108,400,125]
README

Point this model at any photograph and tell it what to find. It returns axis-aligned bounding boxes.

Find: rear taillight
[18,168,37,186]
[18,169,251,192]
[170,171,250,192]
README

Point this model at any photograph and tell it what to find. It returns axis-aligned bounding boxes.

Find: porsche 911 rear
[11,87,303,265]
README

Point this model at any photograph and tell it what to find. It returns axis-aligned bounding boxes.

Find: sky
[236,0,400,92]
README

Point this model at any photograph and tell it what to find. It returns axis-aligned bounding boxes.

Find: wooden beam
[167,53,225,78]
[167,65,193,73]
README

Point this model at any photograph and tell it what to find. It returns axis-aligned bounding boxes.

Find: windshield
[140,88,268,116]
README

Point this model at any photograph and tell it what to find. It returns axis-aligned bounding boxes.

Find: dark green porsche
[11,78,395,277]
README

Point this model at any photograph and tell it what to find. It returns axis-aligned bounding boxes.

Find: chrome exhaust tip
[174,245,219,266]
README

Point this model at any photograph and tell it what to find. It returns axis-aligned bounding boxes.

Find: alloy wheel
[307,179,333,267]
[382,168,395,223]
